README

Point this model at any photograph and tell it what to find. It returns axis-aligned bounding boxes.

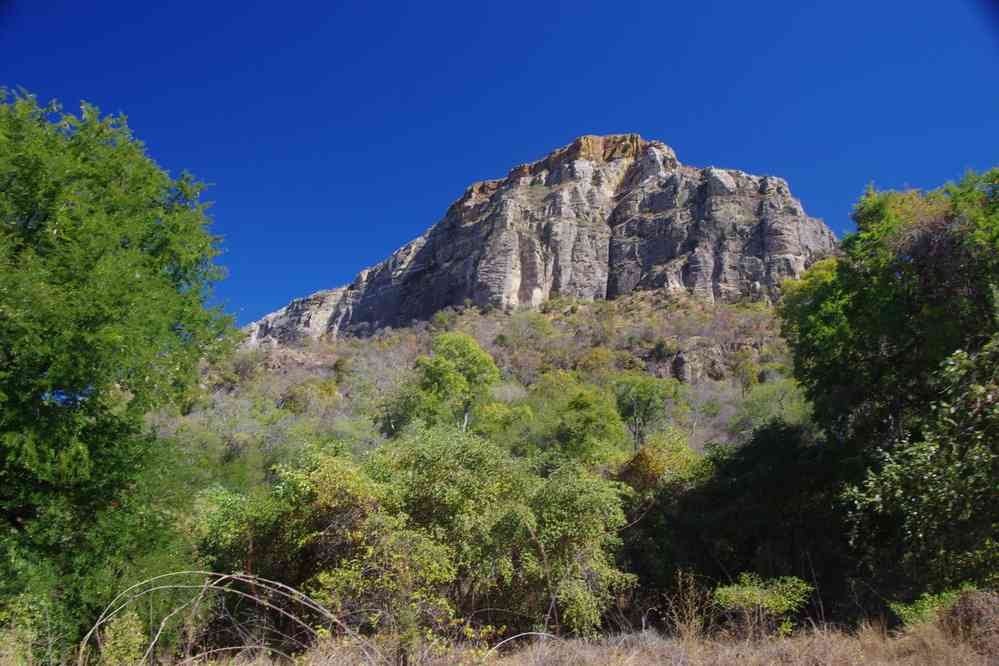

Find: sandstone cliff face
[247,135,835,346]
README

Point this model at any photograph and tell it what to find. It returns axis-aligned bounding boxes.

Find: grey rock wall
[246,135,836,347]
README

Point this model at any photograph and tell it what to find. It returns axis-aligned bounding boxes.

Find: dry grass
[59,571,996,665]
[186,623,994,666]
[492,625,991,666]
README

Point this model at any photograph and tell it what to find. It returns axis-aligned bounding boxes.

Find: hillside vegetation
[1,92,997,664]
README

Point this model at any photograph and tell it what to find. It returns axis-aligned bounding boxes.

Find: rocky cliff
[246,135,836,346]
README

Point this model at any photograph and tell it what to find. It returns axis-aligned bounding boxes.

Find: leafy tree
[361,380,634,633]
[193,451,456,651]
[525,464,635,635]
[381,332,499,433]
[0,91,231,641]
[551,382,629,465]
[618,426,703,494]
[778,170,999,602]
[198,424,636,639]
[847,335,999,590]
[727,376,811,442]
[429,331,502,392]
[368,426,634,635]
[470,400,533,442]
[367,426,535,615]
[730,348,761,395]
[781,170,999,441]
[478,370,629,465]
[611,372,682,449]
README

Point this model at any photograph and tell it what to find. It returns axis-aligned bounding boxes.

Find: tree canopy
[779,169,999,597]
[612,372,682,449]
[781,170,999,441]
[382,331,500,433]
[0,90,232,638]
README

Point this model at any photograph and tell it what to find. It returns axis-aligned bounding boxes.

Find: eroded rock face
[246,135,836,346]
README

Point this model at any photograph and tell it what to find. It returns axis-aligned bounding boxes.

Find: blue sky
[2,1,997,324]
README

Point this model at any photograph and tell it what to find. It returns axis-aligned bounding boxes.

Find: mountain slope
[247,134,835,346]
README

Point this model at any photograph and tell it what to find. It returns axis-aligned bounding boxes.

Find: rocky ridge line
[247,134,836,346]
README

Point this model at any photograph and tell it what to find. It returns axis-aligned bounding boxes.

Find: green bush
[0,591,74,665]
[847,335,999,591]
[611,372,683,450]
[99,610,146,666]
[619,427,701,494]
[889,585,977,626]
[651,337,678,361]
[713,573,812,637]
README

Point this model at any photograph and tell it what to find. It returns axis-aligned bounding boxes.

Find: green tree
[847,335,999,590]
[727,376,811,441]
[367,425,536,615]
[382,332,500,433]
[0,91,231,642]
[619,426,702,494]
[551,382,629,465]
[470,400,533,442]
[781,170,999,441]
[501,371,629,466]
[193,451,457,653]
[731,348,761,396]
[611,372,682,450]
[525,464,635,635]
[627,422,857,614]
[778,169,999,602]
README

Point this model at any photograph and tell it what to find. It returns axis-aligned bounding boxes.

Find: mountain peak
[246,136,835,347]
[504,134,668,180]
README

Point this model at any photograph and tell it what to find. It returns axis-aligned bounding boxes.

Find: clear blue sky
[2,1,997,325]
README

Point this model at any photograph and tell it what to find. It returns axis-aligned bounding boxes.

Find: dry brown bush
[939,590,999,658]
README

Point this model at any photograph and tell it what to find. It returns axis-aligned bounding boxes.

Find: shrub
[431,309,455,331]
[713,573,813,637]
[611,372,683,450]
[99,610,146,666]
[278,377,339,415]
[575,346,617,382]
[0,592,74,665]
[368,427,635,636]
[662,570,715,641]
[726,377,811,441]
[652,337,679,361]
[889,585,976,626]
[230,348,267,385]
[551,384,630,465]
[939,590,999,657]
[619,427,701,494]
[527,465,636,635]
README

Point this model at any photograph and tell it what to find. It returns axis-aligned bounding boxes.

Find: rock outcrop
[247,135,836,346]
